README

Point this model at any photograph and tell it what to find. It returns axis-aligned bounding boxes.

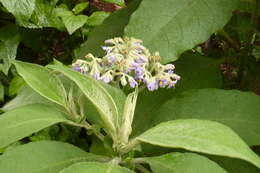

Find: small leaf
[119,88,138,144]
[13,60,67,107]
[48,64,126,138]
[0,104,70,148]
[87,11,110,26]
[72,2,89,15]
[125,0,239,63]
[137,119,260,168]
[103,0,125,6]
[0,25,21,74]
[59,11,88,34]
[60,162,134,173]
[0,141,106,173]
[144,152,227,173]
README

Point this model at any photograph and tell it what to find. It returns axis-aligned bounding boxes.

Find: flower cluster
[72,37,180,91]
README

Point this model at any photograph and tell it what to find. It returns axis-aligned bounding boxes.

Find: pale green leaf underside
[48,64,125,135]
[125,0,238,63]
[0,141,105,173]
[13,61,66,107]
[137,119,260,168]
[144,152,227,173]
[60,162,134,173]
[0,104,69,148]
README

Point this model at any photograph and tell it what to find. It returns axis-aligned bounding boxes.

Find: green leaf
[137,119,260,168]
[2,85,58,112]
[72,2,89,15]
[87,11,110,26]
[125,0,238,63]
[103,0,125,6]
[0,25,21,74]
[59,11,88,34]
[0,104,70,148]
[143,89,260,146]
[0,0,36,22]
[144,152,227,173]
[8,76,25,96]
[76,0,141,58]
[13,61,67,107]
[60,162,134,173]
[0,141,106,173]
[48,64,126,138]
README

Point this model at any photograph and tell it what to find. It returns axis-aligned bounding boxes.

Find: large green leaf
[13,61,67,107]
[0,141,106,173]
[125,0,238,63]
[48,64,126,138]
[0,104,70,148]
[144,152,227,173]
[0,0,36,22]
[143,89,260,146]
[132,53,222,136]
[76,0,141,58]
[60,162,134,173]
[0,25,21,74]
[137,119,260,168]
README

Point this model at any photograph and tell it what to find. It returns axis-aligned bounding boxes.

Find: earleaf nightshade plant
[0,0,260,172]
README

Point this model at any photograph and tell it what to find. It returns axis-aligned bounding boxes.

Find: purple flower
[102,46,113,53]
[93,72,100,80]
[129,78,138,88]
[73,65,81,72]
[107,55,117,63]
[167,70,174,74]
[147,80,159,91]
[135,55,148,64]
[101,72,113,83]
[159,79,168,88]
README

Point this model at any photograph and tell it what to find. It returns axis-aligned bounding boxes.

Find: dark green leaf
[125,0,239,63]
[103,0,125,6]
